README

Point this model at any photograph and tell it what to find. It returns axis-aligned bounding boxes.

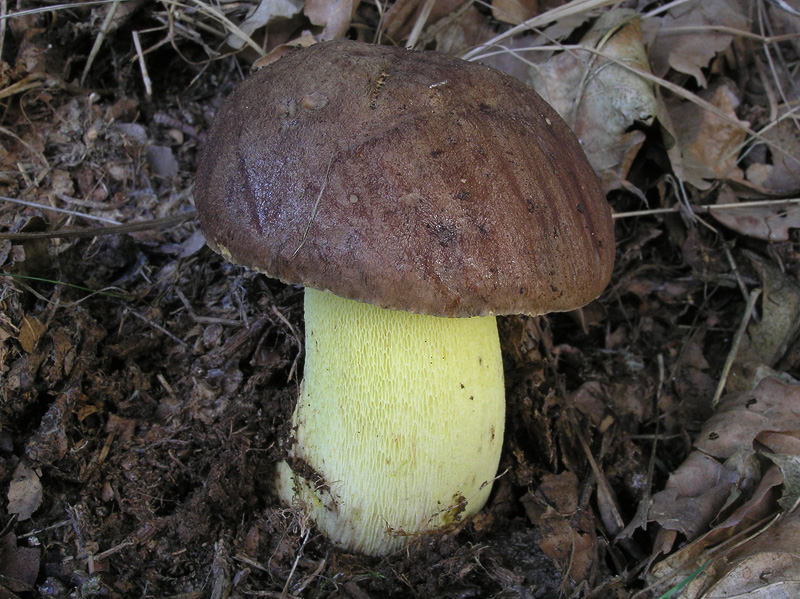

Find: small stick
[93,539,135,561]
[126,308,189,348]
[0,0,7,68]
[281,528,310,598]
[612,197,800,220]
[712,288,762,407]
[0,211,196,241]
[1,195,121,225]
[81,0,122,85]
[132,30,153,98]
[406,0,436,49]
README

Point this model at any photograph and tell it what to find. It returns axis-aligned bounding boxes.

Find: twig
[0,0,7,68]
[81,0,122,85]
[461,0,619,60]
[290,557,326,596]
[406,0,436,49]
[0,211,196,241]
[1,194,122,225]
[132,29,153,98]
[160,0,266,57]
[126,308,189,348]
[93,539,135,561]
[0,0,119,21]
[612,197,800,220]
[281,528,310,598]
[712,288,762,407]
[722,244,749,302]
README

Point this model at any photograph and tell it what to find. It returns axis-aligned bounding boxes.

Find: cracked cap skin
[195,40,615,318]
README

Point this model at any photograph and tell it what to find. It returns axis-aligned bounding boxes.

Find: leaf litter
[1,0,800,597]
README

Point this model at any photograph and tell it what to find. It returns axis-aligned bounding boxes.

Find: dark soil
[0,2,793,598]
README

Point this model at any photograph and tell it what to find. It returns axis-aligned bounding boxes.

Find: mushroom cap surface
[195,40,614,317]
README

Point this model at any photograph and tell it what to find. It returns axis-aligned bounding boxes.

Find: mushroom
[194,40,614,556]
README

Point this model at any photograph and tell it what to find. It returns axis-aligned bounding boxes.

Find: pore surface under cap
[195,40,614,317]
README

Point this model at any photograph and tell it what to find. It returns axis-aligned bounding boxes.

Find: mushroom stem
[276,287,506,556]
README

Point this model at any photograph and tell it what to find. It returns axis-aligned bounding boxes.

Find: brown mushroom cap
[195,40,614,317]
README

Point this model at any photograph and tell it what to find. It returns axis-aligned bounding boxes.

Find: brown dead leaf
[527,10,657,192]
[728,253,800,392]
[649,451,744,539]
[491,0,538,25]
[643,465,783,597]
[749,114,800,194]
[696,378,800,461]
[145,145,179,179]
[571,381,606,428]
[305,0,358,40]
[226,0,304,50]
[712,187,800,242]
[7,462,42,521]
[667,82,750,190]
[17,315,45,354]
[643,0,748,87]
[668,499,800,599]
[756,430,800,511]
[646,377,800,597]
[106,412,136,445]
[434,5,495,57]
[382,0,469,44]
[0,532,40,593]
[758,430,800,456]
[522,471,596,583]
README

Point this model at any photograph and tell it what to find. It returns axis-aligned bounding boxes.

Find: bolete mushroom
[195,40,614,556]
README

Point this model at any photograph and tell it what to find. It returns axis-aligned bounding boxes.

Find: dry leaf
[435,5,495,57]
[7,462,43,521]
[226,0,304,50]
[644,465,783,599]
[18,315,45,354]
[305,0,357,40]
[491,0,538,25]
[0,532,40,593]
[678,510,800,598]
[644,0,748,87]
[667,82,750,190]
[757,430,800,511]
[527,10,657,191]
[644,378,800,597]
[522,471,596,582]
[649,450,744,539]
[750,114,800,194]
[145,145,179,179]
[712,186,800,242]
[728,253,800,392]
[383,0,469,44]
[696,378,800,460]
[648,376,800,554]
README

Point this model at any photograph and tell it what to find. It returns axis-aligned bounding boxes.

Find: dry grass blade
[162,0,266,57]
[0,0,119,21]
[406,0,436,49]
[81,0,122,85]
[612,198,800,219]
[0,211,197,240]
[461,0,620,59]
[1,195,121,225]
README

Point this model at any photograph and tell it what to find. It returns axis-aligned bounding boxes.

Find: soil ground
[1,2,798,598]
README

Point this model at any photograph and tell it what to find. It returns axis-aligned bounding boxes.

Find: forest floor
[1,0,800,598]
